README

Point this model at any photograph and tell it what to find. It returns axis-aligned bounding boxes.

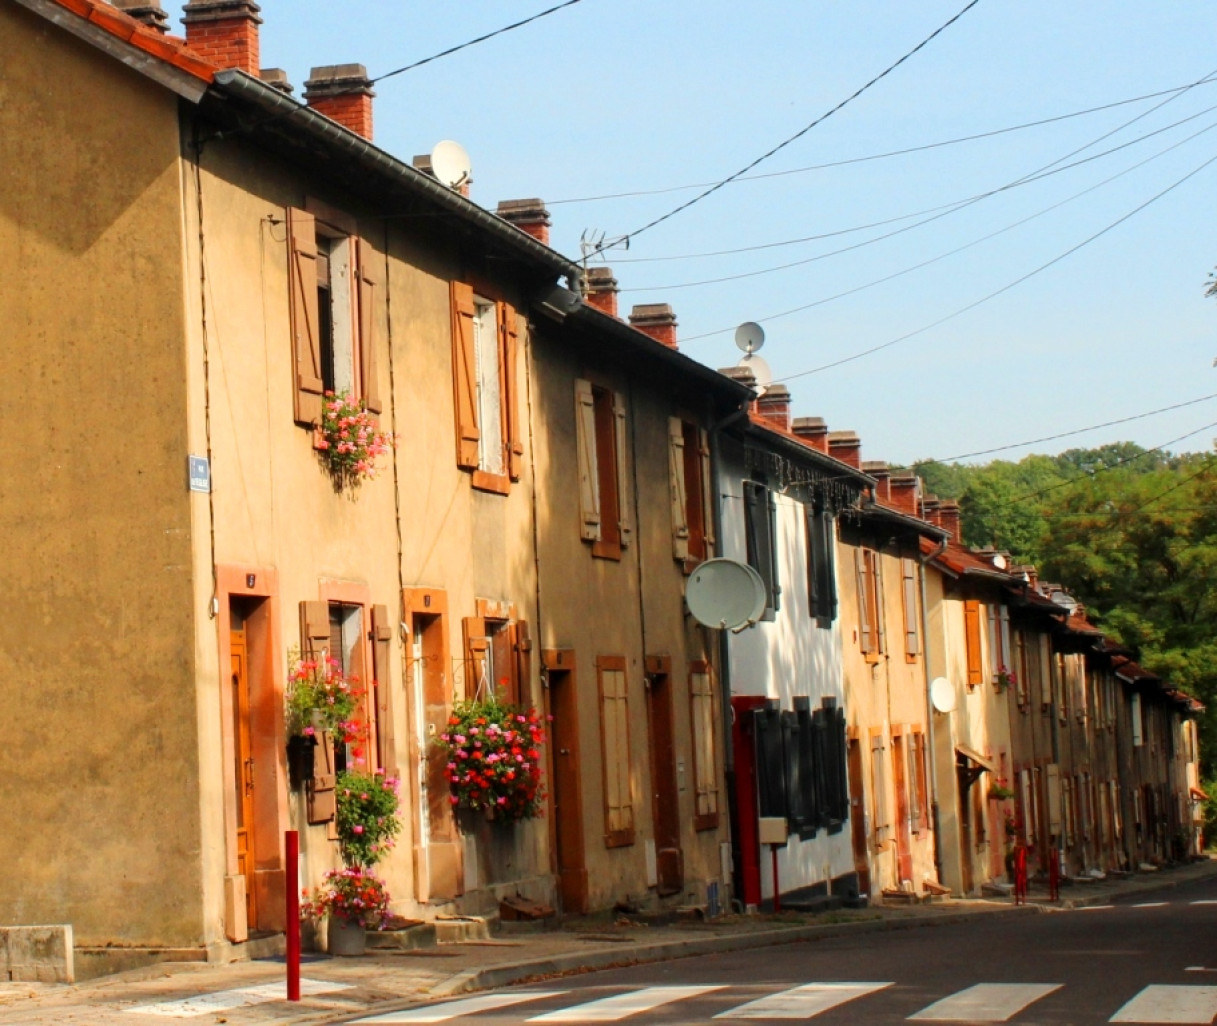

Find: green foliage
[335,769,402,867]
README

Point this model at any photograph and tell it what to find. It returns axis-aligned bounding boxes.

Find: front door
[847,737,870,896]
[229,629,257,928]
[545,661,588,913]
[645,669,683,896]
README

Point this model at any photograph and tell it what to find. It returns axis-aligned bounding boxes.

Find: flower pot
[286,734,316,790]
[327,915,366,956]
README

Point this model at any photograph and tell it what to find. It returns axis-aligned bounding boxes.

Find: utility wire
[372,0,589,83]
[553,75,1217,209]
[598,0,984,254]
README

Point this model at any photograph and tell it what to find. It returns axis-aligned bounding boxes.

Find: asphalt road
[346,876,1217,1025]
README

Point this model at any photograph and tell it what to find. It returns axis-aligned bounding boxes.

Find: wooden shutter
[872,553,886,655]
[575,379,601,541]
[462,616,489,701]
[855,549,873,653]
[698,429,715,551]
[371,604,395,776]
[902,559,919,656]
[870,732,888,831]
[613,392,632,548]
[689,663,718,829]
[513,619,532,706]
[355,237,383,414]
[498,302,523,480]
[964,599,983,686]
[450,282,480,469]
[287,208,324,425]
[300,600,336,823]
[1039,635,1053,707]
[668,417,690,560]
[598,658,634,846]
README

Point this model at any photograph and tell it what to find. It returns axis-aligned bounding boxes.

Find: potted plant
[335,768,402,867]
[301,866,391,956]
[994,665,1017,693]
[285,651,363,788]
[317,389,393,488]
[435,697,547,822]
[987,777,1016,801]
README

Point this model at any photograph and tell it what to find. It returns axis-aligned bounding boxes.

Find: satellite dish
[930,677,956,714]
[735,321,766,354]
[431,140,472,189]
[738,353,773,390]
[685,558,767,630]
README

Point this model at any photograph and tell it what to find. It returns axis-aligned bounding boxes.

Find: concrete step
[434,915,494,944]
[365,921,437,951]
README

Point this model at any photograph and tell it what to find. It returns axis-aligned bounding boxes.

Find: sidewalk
[3,858,1214,1026]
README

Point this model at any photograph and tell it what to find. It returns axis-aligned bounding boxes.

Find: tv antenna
[579,229,629,264]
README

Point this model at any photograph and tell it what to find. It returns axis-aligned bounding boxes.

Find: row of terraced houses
[0,0,1203,975]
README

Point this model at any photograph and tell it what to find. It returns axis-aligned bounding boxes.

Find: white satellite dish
[431,140,472,189]
[930,677,956,714]
[734,321,766,354]
[991,553,1008,570]
[738,352,773,390]
[685,558,767,630]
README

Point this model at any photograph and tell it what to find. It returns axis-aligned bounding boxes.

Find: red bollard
[286,830,300,1002]
[1014,845,1028,905]
[1048,846,1060,902]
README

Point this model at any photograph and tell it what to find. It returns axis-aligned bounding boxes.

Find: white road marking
[1078,905,1116,911]
[1190,900,1217,905]
[715,981,893,1019]
[1132,902,1168,908]
[350,991,568,1023]
[909,983,1061,1021]
[528,985,724,1022]
[124,978,351,1017]
[1109,985,1217,1023]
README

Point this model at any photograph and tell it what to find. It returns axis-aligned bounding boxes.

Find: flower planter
[286,734,316,790]
[327,916,366,957]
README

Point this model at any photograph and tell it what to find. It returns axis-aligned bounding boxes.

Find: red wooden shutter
[462,616,489,700]
[964,599,983,686]
[498,301,523,480]
[355,238,382,414]
[287,208,324,425]
[450,282,480,469]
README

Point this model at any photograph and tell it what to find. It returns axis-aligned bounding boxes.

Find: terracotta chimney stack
[756,384,792,433]
[889,470,921,516]
[629,303,677,349]
[922,496,942,528]
[861,461,891,504]
[827,430,861,469]
[182,0,261,74]
[304,64,374,140]
[497,199,550,246]
[585,267,619,318]
[111,0,169,32]
[792,416,829,453]
[938,499,962,544]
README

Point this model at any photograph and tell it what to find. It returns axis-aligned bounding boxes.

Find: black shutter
[795,697,818,839]
[783,710,804,832]
[829,706,849,830]
[811,707,830,830]
[754,703,787,819]
[817,508,838,623]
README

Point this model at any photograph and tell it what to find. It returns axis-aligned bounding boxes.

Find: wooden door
[230,630,257,928]
[892,736,913,885]
[545,663,588,913]
[847,737,870,896]
[645,670,683,896]
[957,766,974,894]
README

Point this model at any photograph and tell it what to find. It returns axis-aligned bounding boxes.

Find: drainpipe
[919,535,949,886]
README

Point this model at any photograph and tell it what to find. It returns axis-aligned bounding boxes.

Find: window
[963,599,983,687]
[855,548,884,658]
[576,379,632,559]
[1014,629,1029,708]
[463,613,529,706]
[900,559,919,660]
[688,662,719,830]
[987,603,1011,681]
[1131,691,1144,747]
[287,207,381,426]
[908,730,929,833]
[597,656,634,847]
[745,480,780,615]
[451,282,522,491]
[668,418,715,567]
[804,504,837,625]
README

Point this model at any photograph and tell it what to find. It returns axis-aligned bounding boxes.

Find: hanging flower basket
[286,733,316,790]
[435,697,547,823]
[317,390,393,488]
[285,650,363,744]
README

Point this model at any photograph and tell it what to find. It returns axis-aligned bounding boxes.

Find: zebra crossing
[348,981,1217,1023]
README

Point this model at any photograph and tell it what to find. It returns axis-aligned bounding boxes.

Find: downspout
[919,535,949,886]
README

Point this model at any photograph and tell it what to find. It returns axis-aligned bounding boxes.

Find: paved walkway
[3,858,1214,1026]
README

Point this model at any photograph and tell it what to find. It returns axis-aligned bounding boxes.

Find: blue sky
[250,1,1217,466]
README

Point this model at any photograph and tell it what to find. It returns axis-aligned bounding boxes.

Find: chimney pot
[304,63,375,141]
[827,430,862,470]
[497,198,551,246]
[791,416,829,453]
[111,0,169,31]
[182,0,261,74]
[586,267,619,319]
[258,67,293,94]
[756,384,792,433]
[720,365,757,389]
[629,303,678,349]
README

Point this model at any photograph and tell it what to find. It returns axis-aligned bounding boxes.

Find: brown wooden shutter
[513,619,532,706]
[689,662,719,830]
[902,558,919,656]
[300,600,336,822]
[855,549,873,653]
[450,282,480,469]
[371,605,396,777]
[612,392,632,548]
[575,379,601,541]
[287,208,324,425]
[598,657,634,846]
[498,301,523,481]
[872,552,886,655]
[667,417,690,561]
[462,616,489,701]
[355,238,383,414]
[699,428,715,551]
[964,599,983,686]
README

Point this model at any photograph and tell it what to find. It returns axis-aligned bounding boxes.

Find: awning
[955,744,996,790]
[1191,786,1210,802]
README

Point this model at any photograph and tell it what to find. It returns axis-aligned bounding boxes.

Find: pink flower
[353,824,364,835]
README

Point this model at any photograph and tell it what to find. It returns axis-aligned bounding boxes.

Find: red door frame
[731,695,767,909]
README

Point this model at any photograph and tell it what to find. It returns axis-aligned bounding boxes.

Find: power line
[372,0,589,84]
[594,0,984,255]
[551,75,1217,210]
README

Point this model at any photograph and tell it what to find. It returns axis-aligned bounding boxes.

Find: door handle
[244,758,255,795]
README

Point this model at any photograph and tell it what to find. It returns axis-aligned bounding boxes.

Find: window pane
[473,298,504,475]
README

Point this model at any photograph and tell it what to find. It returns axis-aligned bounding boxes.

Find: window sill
[471,470,511,495]
[694,812,719,833]
[592,539,623,561]
[604,827,635,849]
[905,653,919,664]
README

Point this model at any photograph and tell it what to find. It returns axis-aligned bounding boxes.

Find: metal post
[286,830,300,1002]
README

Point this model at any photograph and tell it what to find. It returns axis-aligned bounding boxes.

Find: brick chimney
[182,0,261,74]
[792,416,828,453]
[938,499,962,543]
[861,460,891,504]
[111,0,169,32]
[258,67,293,94]
[922,496,942,528]
[719,365,757,390]
[890,470,921,516]
[629,303,677,349]
[304,64,374,141]
[756,384,792,432]
[497,199,550,246]
[827,430,861,469]
[586,267,619,318]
